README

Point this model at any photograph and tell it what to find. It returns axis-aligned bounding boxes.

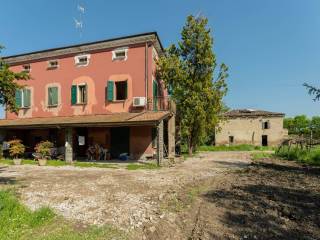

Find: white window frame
[47,60,59,69]
[22,64,31,73]
[77,83,87,104]
[112,48,128,61]
[74,54,91,67]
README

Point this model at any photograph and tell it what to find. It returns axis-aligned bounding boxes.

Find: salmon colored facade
[1,33,175,162]
[7,44,162,119]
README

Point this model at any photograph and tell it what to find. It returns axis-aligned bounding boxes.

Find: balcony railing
[146,96,176,113]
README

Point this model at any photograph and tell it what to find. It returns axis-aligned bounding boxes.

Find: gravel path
[0,152,250,230]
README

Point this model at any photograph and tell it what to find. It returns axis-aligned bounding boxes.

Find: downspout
[145,42,149,110]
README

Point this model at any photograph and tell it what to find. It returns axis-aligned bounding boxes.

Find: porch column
[168,115,176,158]
[65,127,73,163]
[156,120,164,166]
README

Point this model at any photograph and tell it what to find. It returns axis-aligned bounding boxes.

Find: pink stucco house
[0,32,175,163]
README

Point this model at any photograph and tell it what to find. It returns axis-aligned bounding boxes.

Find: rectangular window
[112,48,128,61]
[48,86,58,106]
[48,60,59,69]
[71,84,87,105]
[115,81,127,100]
[75,54,90,66]
[15,89,31,108]
[77,84,87,104]
[22,64,31,73]
[262,121,270,129]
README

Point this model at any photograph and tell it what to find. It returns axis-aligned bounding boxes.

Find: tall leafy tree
[0,45,29,113]
[157,15,228,155]
[284,115,310,136]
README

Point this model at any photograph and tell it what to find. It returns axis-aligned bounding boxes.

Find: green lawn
[198,144,273,152]
[0,190,127,240]
[0,159,119,169]
[126,162,160,170]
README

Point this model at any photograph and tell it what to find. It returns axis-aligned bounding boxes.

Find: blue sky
[1,0,320,117]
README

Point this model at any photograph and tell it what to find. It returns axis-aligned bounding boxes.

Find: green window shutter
[15,90,22,108]
[71,85,77,105]
[49,87,58,106]
[23,89,31,108]
[48,87,53,106]
[107,81,114,101]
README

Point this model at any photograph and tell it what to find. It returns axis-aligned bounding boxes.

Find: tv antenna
[73,3,85,38]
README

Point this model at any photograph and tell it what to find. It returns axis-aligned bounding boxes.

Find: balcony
[146,96,176,113]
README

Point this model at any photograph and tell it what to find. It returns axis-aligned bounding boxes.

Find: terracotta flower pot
[38,159,47,166]
[13,158,22,165]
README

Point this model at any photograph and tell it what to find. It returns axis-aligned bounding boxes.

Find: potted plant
[8,139,25,165]
[34,140,53,166]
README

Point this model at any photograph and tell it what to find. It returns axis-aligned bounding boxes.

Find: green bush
[198,144,273,152]
[7,139,25,159]
[35,140,54,159]
[275,146,320,166]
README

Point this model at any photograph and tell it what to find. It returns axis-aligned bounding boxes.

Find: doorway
[262,135,268,146]
[110,127,130,158]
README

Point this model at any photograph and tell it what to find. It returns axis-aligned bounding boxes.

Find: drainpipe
[145,42,149,110]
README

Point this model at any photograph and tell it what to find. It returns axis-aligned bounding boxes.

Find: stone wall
[215,116,288,146]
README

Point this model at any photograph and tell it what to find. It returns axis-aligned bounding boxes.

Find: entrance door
[75,128,88,158]
[110,127,130,158]
[262,135,268,146]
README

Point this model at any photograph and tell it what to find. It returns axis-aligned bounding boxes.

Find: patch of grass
[74,162,118,169]
[0,190,55,240]
[0,190,127,240]
[198,144,273,152]
[251,152,275,160]
[275,146,320,166]
[126,162,160,170]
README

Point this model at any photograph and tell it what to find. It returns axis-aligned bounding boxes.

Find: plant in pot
[34,141,54,166]
[8,139,25,165]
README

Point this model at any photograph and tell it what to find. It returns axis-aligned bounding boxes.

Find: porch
[0,111,175,165]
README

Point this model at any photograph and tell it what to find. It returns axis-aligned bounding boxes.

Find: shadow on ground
[0,166,17,185]
[203,161,320,240]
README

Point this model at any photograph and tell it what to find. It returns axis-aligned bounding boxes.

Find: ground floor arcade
[0,112,175,164]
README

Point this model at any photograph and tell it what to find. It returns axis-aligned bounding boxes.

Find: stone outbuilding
[215,109,288,146]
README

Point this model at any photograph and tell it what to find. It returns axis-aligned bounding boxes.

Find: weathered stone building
[215,109,288,146]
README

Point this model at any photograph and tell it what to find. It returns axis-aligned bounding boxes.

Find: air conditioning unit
[133,97,146,107]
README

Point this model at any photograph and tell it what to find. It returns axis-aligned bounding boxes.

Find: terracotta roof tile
[223,109,285,118]
[0,111,170,128]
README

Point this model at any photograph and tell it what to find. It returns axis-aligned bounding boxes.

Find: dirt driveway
[0,152,250,230]
[2,152,319,240]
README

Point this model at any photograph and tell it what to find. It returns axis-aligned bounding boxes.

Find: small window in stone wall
[229,136,234,145]
[262,121,270,129]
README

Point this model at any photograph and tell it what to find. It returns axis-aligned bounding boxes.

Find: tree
[304,83,320,101]
[157,15,228,155]
[284,115,310,136]
[0,45,29,113]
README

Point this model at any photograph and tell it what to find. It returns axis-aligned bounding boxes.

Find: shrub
[275,146,320,166]
[34,140,54,159]
[7,139,25,159]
